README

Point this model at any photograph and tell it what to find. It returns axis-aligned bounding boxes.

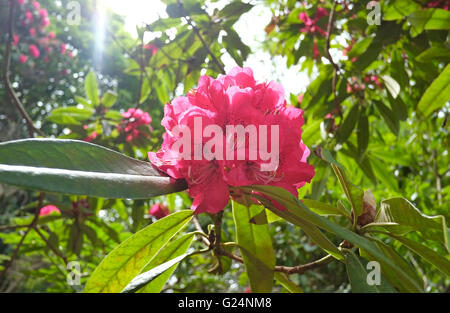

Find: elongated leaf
[85,210,193,293]
[330,164,364,222]
[357,114,369,158]
[388,234,450,276]
[247,185,423,292]
[102,91,118,108]
[302,199,350,218]
[336,104,359,144]
[138,233,195,293]
[274,272,303,293]
[381,75,400,99]
[360,239,423,292]
[408,9,450,37]
[346,252,396,293]
[85,71,99,106]
[47,106,94,126]
[417,63,450,117]
[248,188,343,260]
[0,139,187,199]
[364,198,448,250]
[232,200,275,293]
[374,101,399,135]
[122,253,189,293]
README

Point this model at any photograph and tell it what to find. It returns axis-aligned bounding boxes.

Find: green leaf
[384,0,421,21]
[388,234,450,276]
[47,107,94,126]
[139,78,151,104]
[75,96,92,108]
[85,71,100,107]
[137,233,195,293]
[374,101,399,135]
[302,199,350,219]
[246,187,343,260]
[360,239,423,292]
[122,253,189,293]
[102,91,118,108]
[416,46,450,63]
[246,185,423,292]
[381,75,400,99]
[330,164,364,222]
[84,210,193,293]
[218,1,253,18]
[417,63,450,117]
[357,114,369,158]
[0,139,187,199]
[336,104,359,144]
[346,252,396,293]
[408,9,450,37]
[232,200,275,293]
[274,272,303,293]
[364,198,448,250]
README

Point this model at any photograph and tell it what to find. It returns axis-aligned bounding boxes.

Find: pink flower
[313,42,321,59]
[83,131,98,142]
[118,108,152,142]
[39,205,61,216]
[17,0,25,5]
[316,8,329,20]
[19,54,28,64]
[68,51,74,58]
[39,8,48,18]
[12,34,19,46]
[28,44,40,58]
[29,28,36,36]
[41,17,50,27]
[44,56,49,63]
[297,93,304,104]
[48,32,56,39]
[144,43,159,56]
[60,43,66,55]
[149,67,315,214]
[149,203,169,219]
[25,11,33,23]
[33,1,40,10]
[299,10,327,36]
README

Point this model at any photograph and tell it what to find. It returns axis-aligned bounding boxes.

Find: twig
[2,1,45,137]
[216,247,335,275]
[33,227,68,265]
[0,193,44,279]
[177,0,226,74]
[324,1,342,118]
[192,216,210,246]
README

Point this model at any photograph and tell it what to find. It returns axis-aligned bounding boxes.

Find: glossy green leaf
[232,200,275,293]
[302,199,350,218]
[85,210,193,293]
[274,272,303,293]
[417,63,450,117]
[408,9,450,37]
[364,198,448,250]
[346,252,396,293]
[138,233,195,293]
[47,106,94,126]
[85,71,99,106]
[0,139,187,199]
[336,104,359,144]
[102,91,118,108]
[388,234,450,276]
[381,75,400,99]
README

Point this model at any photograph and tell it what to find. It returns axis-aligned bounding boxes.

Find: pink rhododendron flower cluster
[118,108,153,142]
[39,205,60,216]
[426,0,449,10]
[149,203,169,220]
[149,67,315,214]
[298,8,328,36]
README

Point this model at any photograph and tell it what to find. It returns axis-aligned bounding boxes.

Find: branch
[0,193,44,279]
[324,1,342,118]
[216,247,335,275]
[177,0,226,74]
[2,1,45,137]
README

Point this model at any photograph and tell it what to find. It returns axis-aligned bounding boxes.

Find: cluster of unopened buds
[298,8,328,60]
[13,0,74,66]
[346,75,382,93]
[426,0,449,10]
[118,108,153,142]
